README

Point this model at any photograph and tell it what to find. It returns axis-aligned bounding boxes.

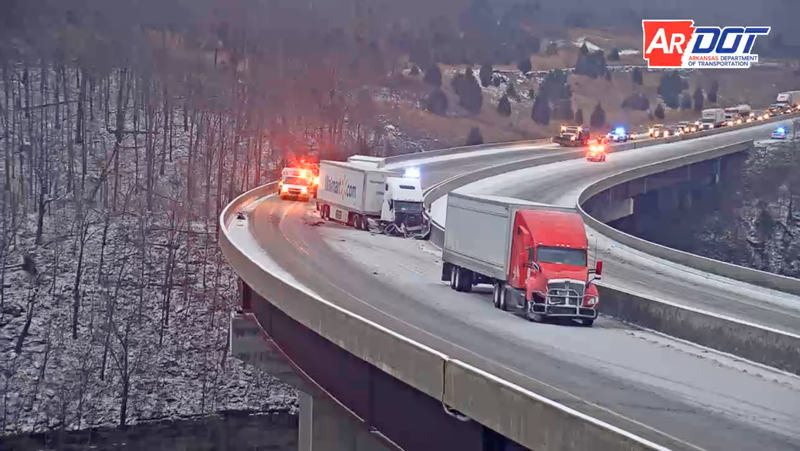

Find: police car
[771,126,788,140]
[606,127,629,142]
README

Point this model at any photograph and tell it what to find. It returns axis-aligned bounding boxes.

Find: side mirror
[593,261,603,277]
[524,262,540,272]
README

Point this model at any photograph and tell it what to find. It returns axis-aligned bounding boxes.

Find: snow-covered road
[429,120,800,336]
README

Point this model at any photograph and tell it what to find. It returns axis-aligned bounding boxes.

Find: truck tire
[492,282,506,310]
[352,214,361,230]
[457,268,473,293]
[578,319,594,327]
[322,205,329,220]
[360,216,369,231]
[450,265,458,290]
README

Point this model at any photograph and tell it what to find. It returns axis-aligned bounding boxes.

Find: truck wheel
[493,282,507,310]
[457,268,473,293]
[578,319,594,327]
[352,214,361,230]
[323,205,330,220]
[361,216,369,231]
[450,266,458,290]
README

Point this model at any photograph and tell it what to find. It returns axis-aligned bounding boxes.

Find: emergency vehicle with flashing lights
[442,192,603,326]
[606,127,629,142]
[586,139,607,162]
[772,126,788,140]
[554,125,590,147]
[279,167,314,202]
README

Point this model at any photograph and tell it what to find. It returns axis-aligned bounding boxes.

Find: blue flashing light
[404,167,421,179]
[614,127,626,136]
[776,127,786,134]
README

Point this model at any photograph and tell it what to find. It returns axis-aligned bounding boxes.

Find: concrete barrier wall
[220,185,667,451]
[444,360,668,451]
[383,138,552,165]
[597,285,800,376]
[577,140,800,297]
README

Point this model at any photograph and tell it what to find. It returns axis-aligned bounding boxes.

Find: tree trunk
[72,220,88,339]
[63,65,74,192]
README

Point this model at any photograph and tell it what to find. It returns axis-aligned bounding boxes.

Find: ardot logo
[643,20,770,69]
[324,175,357,199]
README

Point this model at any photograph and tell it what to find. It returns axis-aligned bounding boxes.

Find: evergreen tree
[466,127,484,145]
[451,68,483,113]
[423,64,442,87]
[575,108,584,125]
[410,65,420,75]
[658,71,683,109]
[680,92,693,110]
[708,79,719,103]
[425,88,449,115]
[507,83,520,101]
[531,92,550,125]
[693,86,704,111]
[631,67,643,85]
[590,103,606,128]
[609,48,621,61]
[497,94,512,116]
[518,57,532,74]
[479,63,493,87]
[654,103,665,120]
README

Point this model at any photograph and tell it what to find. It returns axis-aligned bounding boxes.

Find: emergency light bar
[404,167,421,179]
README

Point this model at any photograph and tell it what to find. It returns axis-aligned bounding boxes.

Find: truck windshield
[283,177,309,186]
[537,246,587,267]
[394,201,422,213]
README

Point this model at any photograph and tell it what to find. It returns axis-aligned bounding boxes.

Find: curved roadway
[239,123,800,451]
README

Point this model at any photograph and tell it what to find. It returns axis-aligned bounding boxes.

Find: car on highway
[586,140,607,162]
[676,121,697,134]
[649,124,666,138]
[606,127,629,142]
[652,126,677,138]
[772,126,788,140]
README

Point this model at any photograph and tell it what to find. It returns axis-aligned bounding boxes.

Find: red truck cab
[507,210,601,325]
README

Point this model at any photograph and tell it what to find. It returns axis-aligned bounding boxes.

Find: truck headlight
[301,186,308,194]
[281,185,289,192]
[584,296,598,306]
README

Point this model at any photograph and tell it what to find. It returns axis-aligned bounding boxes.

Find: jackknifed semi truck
[317,157,425,235]
[442,192,602,326]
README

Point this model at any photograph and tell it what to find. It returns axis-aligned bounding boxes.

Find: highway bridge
[223,116,800,451]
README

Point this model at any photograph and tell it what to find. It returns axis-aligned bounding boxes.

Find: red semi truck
[442,192,602,326]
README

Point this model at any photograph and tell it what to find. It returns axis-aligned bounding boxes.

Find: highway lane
[442,121,800,336]
[242,128,800,450]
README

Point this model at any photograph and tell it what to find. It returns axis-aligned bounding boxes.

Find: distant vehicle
[700,108,725,129]
[586,140,607,162]
[653,126,676,138]
[554,125,590,147]
[442,192,603,326]
[724,104,751,123]
[676,121,696,133]
[606,127,629,142]
[649,124,666,137]
[772,126,788,140]
[775,91,800,110]
[768,105,783,116]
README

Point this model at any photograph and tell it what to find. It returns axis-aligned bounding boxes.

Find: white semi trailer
[317,157,425,234]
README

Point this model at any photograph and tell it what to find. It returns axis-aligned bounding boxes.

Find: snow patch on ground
[385,143,558,169]
[573,37,604,53]
[619,49,641,56]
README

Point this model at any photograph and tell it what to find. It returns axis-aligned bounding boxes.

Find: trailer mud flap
[442,262,453,282]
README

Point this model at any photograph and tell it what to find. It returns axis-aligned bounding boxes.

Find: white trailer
[700,108,725,129]
[776,91,800,109]
[317,159,424,233]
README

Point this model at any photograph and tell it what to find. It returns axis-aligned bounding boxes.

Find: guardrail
[383,138,553,166]
[576,140,800,297]
[220,185,668,450]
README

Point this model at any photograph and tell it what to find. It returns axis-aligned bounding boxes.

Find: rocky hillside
[637,141,800,278]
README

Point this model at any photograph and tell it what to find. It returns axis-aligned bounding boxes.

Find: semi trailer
[317,157,425,235]
[442,192,602,326]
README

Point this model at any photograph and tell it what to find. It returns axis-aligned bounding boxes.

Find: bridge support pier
[231,309,392,451]
[298,391,391,451]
